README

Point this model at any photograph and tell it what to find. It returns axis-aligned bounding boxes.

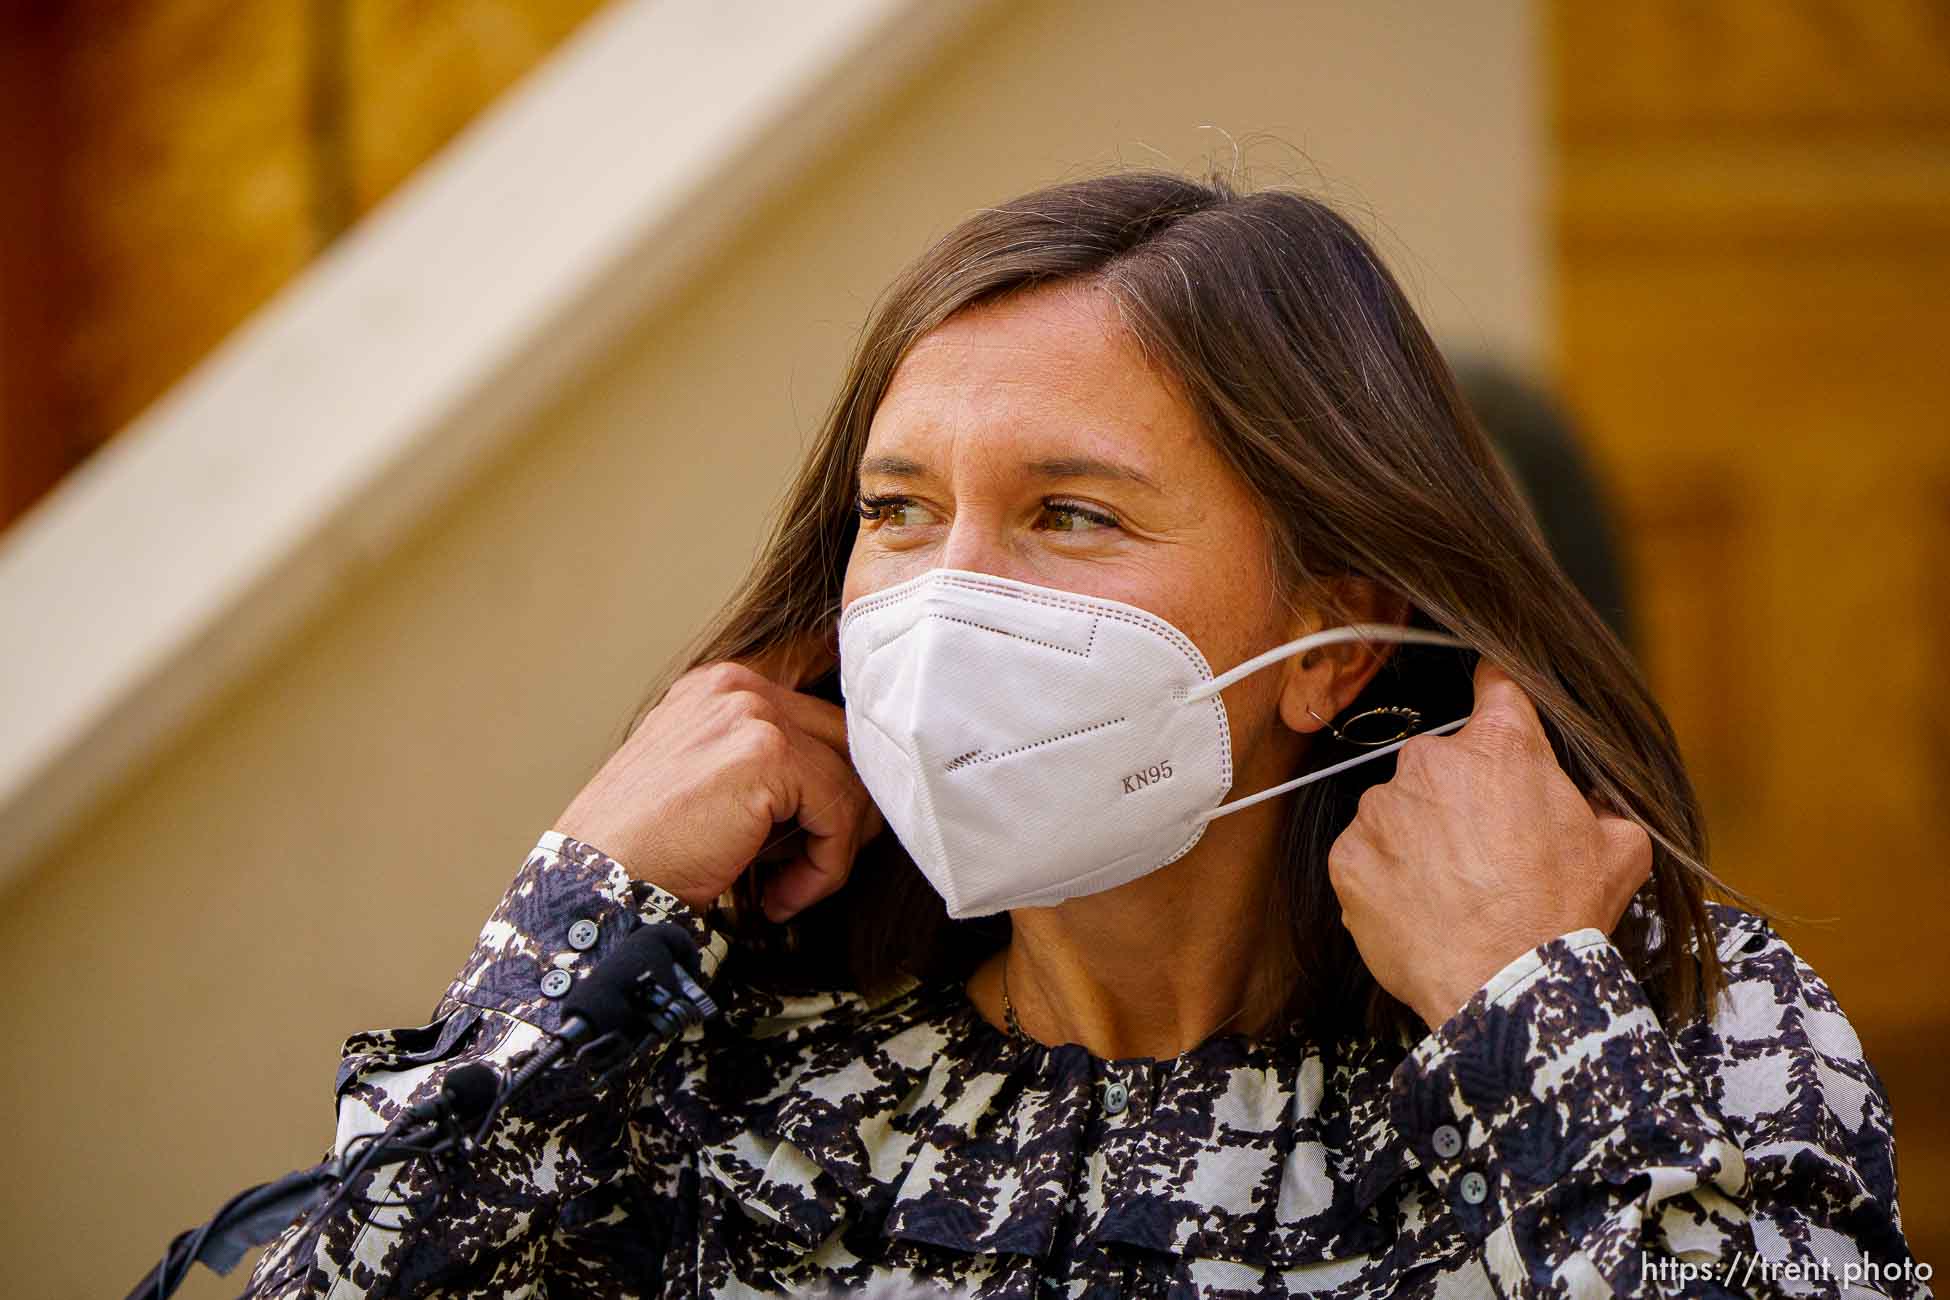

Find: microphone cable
[127,922,716,1300]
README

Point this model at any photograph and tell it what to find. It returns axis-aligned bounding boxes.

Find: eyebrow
[858,454,929,479]
[857,453,1161,493]
[1026,456,1162,493]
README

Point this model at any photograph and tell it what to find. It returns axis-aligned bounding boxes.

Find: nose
[936,516,1019,581]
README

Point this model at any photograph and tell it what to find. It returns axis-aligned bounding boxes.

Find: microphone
[127,922,716,1300]
[404,1061,501,1126]
[491,923,718,1107]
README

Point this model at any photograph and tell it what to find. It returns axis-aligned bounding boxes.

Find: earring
[1305,703,1424,746]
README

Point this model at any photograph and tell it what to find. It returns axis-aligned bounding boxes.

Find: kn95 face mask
[837,568,1470,919]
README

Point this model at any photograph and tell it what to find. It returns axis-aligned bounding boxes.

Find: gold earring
[1305,703,1424,746]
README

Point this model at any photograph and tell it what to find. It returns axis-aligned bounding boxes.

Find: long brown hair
[634,169,1742,1043]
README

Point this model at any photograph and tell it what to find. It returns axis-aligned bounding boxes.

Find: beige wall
[0,2,1540,1294]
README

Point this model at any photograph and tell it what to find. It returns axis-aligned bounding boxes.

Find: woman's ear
[1276,579,1414,735]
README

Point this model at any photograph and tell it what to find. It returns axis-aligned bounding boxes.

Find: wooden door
[1551,0,1950,1265]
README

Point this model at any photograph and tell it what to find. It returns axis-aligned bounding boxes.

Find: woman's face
[841,280,1309,787]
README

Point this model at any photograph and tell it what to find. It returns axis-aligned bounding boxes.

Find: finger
[1595,810,1653,878]
[765,686,850,755]
[734,625,849,753]
[751,829,807,866]
[763,765,886,924]
[1594,809,1654,920]
[762,723,874,919]
[1463,657,1546,746]
[762,799,885,920]
[736,622,840,691]
[760,851,830,922]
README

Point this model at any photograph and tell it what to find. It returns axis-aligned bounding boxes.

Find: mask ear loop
[1183,623,1475,824]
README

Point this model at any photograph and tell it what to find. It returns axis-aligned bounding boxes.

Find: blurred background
[0,1,1943,1293]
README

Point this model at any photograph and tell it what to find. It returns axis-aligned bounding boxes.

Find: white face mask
[837,568,1470,919]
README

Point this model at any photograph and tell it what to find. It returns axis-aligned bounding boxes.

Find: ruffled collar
[654,972,1422,1269]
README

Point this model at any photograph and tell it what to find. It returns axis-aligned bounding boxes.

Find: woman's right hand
[552,633,883,923]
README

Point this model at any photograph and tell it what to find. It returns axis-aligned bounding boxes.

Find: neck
[981,791,1294,1060]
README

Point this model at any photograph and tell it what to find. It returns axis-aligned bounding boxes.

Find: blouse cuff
[1388,927,1747,1244]
[438,830,732,1037]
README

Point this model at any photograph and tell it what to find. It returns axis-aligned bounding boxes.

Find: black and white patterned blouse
[243,833,1931,1298]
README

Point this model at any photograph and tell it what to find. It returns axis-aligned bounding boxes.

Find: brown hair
[636,169,1743,1042]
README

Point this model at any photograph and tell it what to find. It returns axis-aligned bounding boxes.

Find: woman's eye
[1037,500,1120,533]
[856,494,936,528]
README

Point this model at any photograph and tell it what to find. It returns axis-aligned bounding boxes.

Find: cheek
[1144,501,1289,680]
[1218,667,1298,764]
[840,542,912,608]
[841,523,897,606]
[1165,568,1292,684]
[1164,579,1302,763]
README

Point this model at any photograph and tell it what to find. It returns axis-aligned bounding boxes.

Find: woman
[245,172,1928,1298]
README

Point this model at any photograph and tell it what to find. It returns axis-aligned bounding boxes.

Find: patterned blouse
[244,832,1931,1299]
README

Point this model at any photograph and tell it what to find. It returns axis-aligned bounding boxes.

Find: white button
[1103,1081,1129,1115]
[540,968,573,998]
[567,919,600,951]
[1432,1123,1463,1158]
[1458,1170,1489,1205]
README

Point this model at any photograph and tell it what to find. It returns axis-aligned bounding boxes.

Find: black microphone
[127,922,716,1300]
[404,1061,501,1126]
[492,923,718,1104]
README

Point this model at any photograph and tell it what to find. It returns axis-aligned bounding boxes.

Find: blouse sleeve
[1388,912,1932,1299]
[240,832,730,1298]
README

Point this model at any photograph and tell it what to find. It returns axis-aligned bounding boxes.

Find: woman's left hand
[1327,659,1654,1030]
